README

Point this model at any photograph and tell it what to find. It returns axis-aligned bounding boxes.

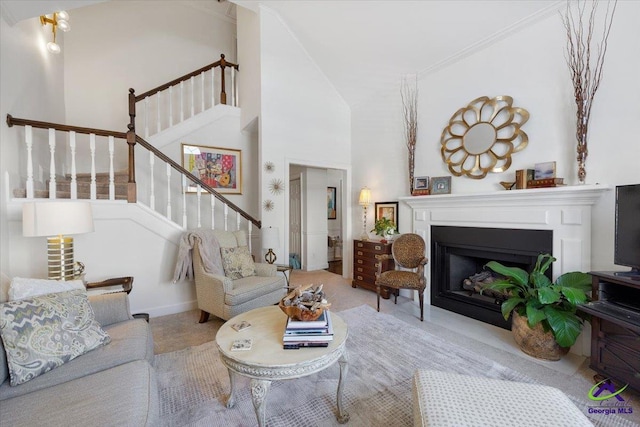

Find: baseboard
[134,300,198,318]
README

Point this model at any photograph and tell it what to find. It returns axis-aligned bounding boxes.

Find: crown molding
[418,1,564,78]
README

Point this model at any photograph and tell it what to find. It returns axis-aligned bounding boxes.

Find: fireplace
[399,185,609,356]
[431,226,553,329]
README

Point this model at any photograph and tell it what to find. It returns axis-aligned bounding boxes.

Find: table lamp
[358,187,371,240]
[261,226,280,264]
[23,201,94,280]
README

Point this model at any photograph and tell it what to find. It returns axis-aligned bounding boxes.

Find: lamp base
[265,249,277,264]
[47,236,75,280]
[360,233,369,241]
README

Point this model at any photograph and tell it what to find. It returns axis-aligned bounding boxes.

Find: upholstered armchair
[375,233,428,321]
[193,230,286,322]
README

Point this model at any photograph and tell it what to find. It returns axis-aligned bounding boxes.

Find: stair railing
[134,53,239,140]
[6,114,132,201]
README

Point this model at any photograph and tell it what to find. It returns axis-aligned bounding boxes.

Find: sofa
[0,290,158,426]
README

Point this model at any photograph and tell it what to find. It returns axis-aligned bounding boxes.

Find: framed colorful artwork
[374,201,399,232]
[327,187,337,219]
[181,143,242,194]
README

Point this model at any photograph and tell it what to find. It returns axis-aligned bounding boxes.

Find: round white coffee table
[216,305,349,426]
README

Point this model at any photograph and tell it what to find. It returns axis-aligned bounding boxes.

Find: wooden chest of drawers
[352,239,395,299]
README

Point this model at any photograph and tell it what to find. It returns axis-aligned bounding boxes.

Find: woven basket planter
[512,311,570,361]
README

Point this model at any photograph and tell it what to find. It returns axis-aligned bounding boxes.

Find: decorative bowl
[278,300,325,321]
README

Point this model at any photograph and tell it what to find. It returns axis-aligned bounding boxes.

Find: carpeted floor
[155,305,638,427]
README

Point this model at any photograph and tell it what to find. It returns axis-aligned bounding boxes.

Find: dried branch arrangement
[401,76,418,193]
[561,0,617,183]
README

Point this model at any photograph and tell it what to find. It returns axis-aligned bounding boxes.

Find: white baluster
[210,195,215,229]
[180,81,185,122]
[25,125,34,198]
[196,185,202,228]
[89,134,96,200]
[169,86,173,127]
[69,131,77,199]
[223,203,229,231]
[247,221,252,254]
[181,175,187,228]
[231,67,236,107]
[166,163,172,220]
[144,97,149,139]
[201,71,205,112]
[48,128,56,199]
[156,91,161,135]
[149,153,155,210]
[190,76,195,117]
[211,67,216,106]
[236,211,241,231]
[107,136,115,200]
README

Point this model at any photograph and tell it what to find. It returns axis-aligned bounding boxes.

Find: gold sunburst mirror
[440,95,529,179]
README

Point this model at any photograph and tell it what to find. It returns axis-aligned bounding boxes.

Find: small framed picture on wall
[327,187,337,219]
[374,201,399,232]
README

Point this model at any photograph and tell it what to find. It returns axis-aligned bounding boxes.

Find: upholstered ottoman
[412,370,593,426]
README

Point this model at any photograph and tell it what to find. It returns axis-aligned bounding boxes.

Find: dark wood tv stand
[578,271,640,392]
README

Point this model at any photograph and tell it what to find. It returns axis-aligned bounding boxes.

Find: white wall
[301,167,328,271]
[236,6,261,131]
[351,1,640,272]
[64,0,236,132]
[0,15,67,275]
[255,6,352,267]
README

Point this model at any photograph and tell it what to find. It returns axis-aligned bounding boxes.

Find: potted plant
[371,217,398,243]
[482,254,591,360]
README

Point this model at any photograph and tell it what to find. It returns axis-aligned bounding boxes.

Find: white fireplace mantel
[400,184,611,356]
[400,184,611,296]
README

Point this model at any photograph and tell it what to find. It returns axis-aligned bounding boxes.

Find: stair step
[52,180,128,196]
[62,171,129,183]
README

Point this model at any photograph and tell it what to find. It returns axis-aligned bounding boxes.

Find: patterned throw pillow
[0,289,111,386]
[220,246,256,279]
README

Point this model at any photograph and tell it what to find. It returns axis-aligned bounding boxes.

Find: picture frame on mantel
[430,176,452,195]
[182,143,242,194]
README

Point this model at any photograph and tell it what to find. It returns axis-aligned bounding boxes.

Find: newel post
[126,88,137,203]
[219,54,227,105]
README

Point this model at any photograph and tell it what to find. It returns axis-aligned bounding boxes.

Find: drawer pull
[357,275,363,281]
[375,262,379,268]
[357,243,363,247]
[357,267,363,273]
[375,245,382,250]
[357,260,363,264]
[357,251,363,256]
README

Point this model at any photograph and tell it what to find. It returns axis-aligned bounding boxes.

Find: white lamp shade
[359,187,371,206]
[23,201,94,237]
[261,227,280,249]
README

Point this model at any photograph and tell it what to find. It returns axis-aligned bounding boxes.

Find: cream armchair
[193,230,286,322]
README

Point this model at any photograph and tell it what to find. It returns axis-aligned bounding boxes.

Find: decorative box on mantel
[399,184,611,356]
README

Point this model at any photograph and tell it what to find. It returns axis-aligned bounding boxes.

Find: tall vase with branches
[401,76,418,194]
[562,0,617,184]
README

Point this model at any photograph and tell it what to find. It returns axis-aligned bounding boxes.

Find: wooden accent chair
[193,230,286,323]
[374,233,428,321]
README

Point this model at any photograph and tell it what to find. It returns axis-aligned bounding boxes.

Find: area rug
[155,305,637,426]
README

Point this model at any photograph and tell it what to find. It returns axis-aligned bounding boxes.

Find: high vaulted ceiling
[241,0,563,107]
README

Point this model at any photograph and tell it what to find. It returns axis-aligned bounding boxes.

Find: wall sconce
[23,201,94,280]
[358,187,372,240]
[261,226,280,264]
[40,11,71,54]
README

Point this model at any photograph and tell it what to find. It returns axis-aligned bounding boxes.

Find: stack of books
[527,178,565,188]
[283,310,333,349]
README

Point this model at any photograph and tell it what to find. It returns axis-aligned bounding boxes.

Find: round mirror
[440,96,529,179]
[463,123,496,155]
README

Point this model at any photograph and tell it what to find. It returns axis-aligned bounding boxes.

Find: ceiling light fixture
[40,11,71,54]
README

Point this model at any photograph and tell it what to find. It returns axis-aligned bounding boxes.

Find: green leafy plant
[371,217,397,237]
[483,254,591,348]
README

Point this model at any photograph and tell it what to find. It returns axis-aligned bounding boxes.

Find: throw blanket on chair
[173,229,224,283]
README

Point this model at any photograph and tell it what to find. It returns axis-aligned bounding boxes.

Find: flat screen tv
[614,184,640,277]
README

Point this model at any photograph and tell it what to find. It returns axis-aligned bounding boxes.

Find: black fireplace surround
[431,226,553,329]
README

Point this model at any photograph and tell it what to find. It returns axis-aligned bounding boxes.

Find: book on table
[283,310,333,346]
[284,310,329,329]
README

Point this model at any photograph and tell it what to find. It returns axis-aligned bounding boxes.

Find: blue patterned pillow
[0,289,111,386]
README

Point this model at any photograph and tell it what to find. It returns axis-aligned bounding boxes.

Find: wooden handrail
[134,134,261,229]
[134,54,239,102]
[6,114,127,139]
